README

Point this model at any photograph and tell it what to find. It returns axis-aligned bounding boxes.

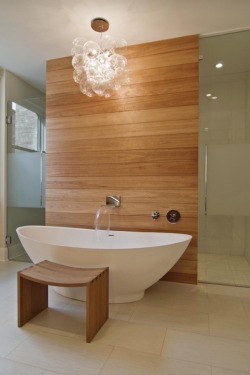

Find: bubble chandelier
[71,18,128,98]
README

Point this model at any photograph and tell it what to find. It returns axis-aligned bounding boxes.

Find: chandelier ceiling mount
[91,18,109,33]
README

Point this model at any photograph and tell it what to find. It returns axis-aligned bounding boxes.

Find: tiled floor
[199,254,250,287]
[1,261,250,375]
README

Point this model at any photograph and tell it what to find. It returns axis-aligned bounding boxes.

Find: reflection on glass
[199,30,250,287]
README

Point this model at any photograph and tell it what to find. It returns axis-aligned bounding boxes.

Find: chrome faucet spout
[106,195,121,207]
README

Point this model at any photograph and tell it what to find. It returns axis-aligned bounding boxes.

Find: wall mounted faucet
[106,195,121,207]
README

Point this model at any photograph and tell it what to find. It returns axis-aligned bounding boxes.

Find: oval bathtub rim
[16,225,192,251]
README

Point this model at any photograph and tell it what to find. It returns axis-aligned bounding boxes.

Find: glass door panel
[199,31,250,287]
[7,98,46,261]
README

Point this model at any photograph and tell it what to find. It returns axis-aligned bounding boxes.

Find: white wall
[0,69,44,261]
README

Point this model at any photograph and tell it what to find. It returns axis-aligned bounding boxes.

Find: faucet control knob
[166,210,181,223]
[151,211,160,220]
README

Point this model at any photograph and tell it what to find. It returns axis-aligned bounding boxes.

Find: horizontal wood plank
[46,175,198,190]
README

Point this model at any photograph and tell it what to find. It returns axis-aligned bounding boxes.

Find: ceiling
[1,0,250,93]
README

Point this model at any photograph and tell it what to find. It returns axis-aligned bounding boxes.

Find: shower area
[198,30,250,287]
[6,97,46,261]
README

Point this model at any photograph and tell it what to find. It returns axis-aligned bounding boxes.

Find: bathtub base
[53,286,145,304]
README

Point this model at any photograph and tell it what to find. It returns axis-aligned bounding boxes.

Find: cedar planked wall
[46,35,199,284]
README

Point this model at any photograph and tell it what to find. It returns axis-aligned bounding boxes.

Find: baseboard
[0,247,8,261]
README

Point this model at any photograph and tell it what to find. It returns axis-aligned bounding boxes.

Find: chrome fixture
[166,210,181,223]
[71,17,128,98]
[106,195,121,207]
[151,211,160,220]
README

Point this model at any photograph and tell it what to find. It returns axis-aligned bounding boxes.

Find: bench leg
[18,273,48,327]
[86,268,109,343]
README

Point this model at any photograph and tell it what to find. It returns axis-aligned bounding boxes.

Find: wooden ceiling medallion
[91,18,109,33]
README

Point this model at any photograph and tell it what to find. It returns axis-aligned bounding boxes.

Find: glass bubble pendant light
[71,18,128,98]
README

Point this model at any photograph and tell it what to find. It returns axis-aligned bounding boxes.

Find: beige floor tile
[100,346,212,375]
[206,263,231,272]
[227,257,250,271]
[160,358,212,375]
[0,296,17,325]
[161,329,212,365]
[48,287,72,309]
[198,254,250,287]
[207,295,246,316]
[130,305,209,334]
[101,346,171,375]
[233,271,250,286]
[205,270,235,285]
[242,300,250,318]
[211,336,250,373]
[212,367,250,375]
[94,319,166,354]
[209,312,250,340]
[198,267,207,281]
[0,319,36,357]
[206,283,250,298]
[172,293,209,314]
[7,331,113,375]
[109,302,136,321]
[0,357,43,375]
[27,305,86,338]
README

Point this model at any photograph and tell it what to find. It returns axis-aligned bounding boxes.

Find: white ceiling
[1,0,250,93]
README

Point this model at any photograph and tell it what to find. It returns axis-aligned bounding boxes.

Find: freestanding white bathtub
[17,226,192,303]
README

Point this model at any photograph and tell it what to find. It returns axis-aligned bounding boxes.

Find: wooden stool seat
[18,260,109,342]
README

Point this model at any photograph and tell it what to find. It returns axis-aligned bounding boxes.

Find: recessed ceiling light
[212,96,218,100]
[206,93,212,97]
[216,62,223,69]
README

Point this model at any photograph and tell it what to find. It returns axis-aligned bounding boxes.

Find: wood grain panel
[46,63,198,96]
[46,175,197,190]
[47,78,198,106]
[46,148,197,165]
[46,91,198,118]
[46,187,198,208]
[46,35,199,285]
[46,211,198,233]
[123,35,199,58]
[47,133,198,154]
[46,105,197,128]
[46,125,197,148]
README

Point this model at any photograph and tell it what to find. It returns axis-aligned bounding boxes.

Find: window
[11,102,42,152]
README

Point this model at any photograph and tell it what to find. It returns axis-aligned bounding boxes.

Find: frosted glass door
[8,152,44,208]
[7,99,45,261]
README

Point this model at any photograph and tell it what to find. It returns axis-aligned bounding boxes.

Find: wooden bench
[18,260,109,343]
